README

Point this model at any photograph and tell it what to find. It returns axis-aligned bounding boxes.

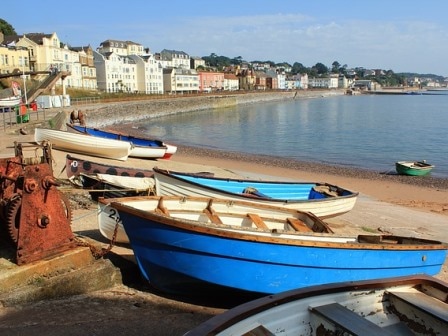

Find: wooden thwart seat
[387,290,448,324]
[287,217,312,232]
[247,213,269,229]
[310,303,394,336]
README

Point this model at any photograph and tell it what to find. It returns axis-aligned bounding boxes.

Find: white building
[157,49,190,69]
[309,74,338,88]
[163,68,199,94]
[128,54,164,94]
[97,39,144,57]
[277,72,286,90]
[289,73,309,89]
[93,50,138,93]
[223,73,239,91]
[68,46,97,90]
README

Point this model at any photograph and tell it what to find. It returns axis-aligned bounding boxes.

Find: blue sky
[3,1,448,76]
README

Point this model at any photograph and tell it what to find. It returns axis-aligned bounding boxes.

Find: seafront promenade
[79,89,344,128]
[2,89,341,133]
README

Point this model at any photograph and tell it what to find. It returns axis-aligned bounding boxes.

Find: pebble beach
[0,90,447,335]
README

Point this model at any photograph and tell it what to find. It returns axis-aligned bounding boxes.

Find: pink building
[198,71,224,92]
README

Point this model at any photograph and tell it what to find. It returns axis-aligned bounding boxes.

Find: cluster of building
[1,31,444,95]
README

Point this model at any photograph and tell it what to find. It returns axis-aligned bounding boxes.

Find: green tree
[331,61,341,73]
[291,62,308,75]
[0,19,16,35]
[231,56,244,65]
[313,62,328,75]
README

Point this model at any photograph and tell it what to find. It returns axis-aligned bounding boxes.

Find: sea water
[139,93,448,178]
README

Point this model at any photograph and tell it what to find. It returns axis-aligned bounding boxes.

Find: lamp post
[21,48,28,105]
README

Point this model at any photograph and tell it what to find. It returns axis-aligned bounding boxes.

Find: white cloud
[133,14,447,75]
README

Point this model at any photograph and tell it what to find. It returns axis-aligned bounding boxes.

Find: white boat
[70,172,155,202]
[186,275,448,336]
[0,82,22,107]
[34,128,133,161]
[66,124,176,160]
[153,167,359,218]
[97,195,333,244]
[0,96,21,107]
[129,145,166,160]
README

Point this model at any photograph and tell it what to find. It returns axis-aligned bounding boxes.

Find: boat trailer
[0,141,76,265]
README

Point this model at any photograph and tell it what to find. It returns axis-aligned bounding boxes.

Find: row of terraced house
[0,31,355,95]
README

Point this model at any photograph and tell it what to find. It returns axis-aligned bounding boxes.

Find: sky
[2,1,448,76]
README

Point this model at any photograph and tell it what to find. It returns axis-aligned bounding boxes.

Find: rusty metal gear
[6,195,21,244]
[5,193,72,245]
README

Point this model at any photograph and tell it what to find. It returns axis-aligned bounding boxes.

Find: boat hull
[109,197,447,296]
[35,128,132,161]
[72,173,155,202]
[153,168,358,218]
[395,161,434,176]
[186,275,448,336]
[65,154,154,179]
[67,124,176,159]
[0,96,21,107]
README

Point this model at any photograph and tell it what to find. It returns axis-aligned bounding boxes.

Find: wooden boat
[34,128,133,161]
[97,195,333,245]
[153,167,359,218]
[65,154,154,179]
[104,195,447,295]
[67,124,177,159]
[186,274,448,336]
[395,160,434,176]
[70,172,155,201]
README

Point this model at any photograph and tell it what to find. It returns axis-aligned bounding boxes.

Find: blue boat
[153,167,359,218]
[67,124,177,159]
[109,196,448,296]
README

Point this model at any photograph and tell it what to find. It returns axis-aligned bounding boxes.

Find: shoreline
[169,144,448,217]
[173,144,448,190]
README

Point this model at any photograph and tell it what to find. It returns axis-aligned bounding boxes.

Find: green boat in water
[395,161,434,176]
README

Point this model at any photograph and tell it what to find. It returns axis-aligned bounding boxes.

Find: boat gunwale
[108,196,447,250]
[67,123,168,149]
[65,154,154,178]
[396,161,435,170]
[185,275,448,336]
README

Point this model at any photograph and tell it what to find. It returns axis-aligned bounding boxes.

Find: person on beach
[69,109,86,126]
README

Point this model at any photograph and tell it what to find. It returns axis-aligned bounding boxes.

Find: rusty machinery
[0,141,76,265]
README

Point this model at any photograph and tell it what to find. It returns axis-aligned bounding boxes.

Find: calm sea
[138,93,448,178]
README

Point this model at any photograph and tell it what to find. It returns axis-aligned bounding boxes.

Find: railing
[70,97,102,106]
[0,105,54,132]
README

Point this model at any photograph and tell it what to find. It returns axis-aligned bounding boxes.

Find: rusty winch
[0,141,76,265]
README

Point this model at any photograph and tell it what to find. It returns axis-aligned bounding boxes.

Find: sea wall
[82,90,344,128]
